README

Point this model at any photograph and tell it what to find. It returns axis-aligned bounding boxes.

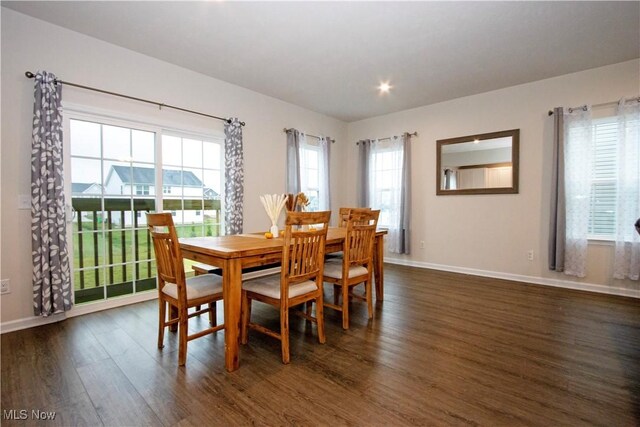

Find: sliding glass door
[66,114,223,305]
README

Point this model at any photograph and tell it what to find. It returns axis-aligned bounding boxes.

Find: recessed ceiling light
[378,81,391,94]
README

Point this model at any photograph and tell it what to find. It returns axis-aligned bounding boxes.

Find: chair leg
[305,301,313,319]
[178,306,189,366]
[241,292,251,345]
[342,283,350,330]
[196,305,202,316]
[280,305,290,364]
[169,305,179,332]
[333,284,340,305]
[316,298,326,344]
[158,299,166,349]
[366,280,373,319]
[209,301,217,326]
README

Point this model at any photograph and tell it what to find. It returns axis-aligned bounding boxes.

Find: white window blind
[588,118,617,238]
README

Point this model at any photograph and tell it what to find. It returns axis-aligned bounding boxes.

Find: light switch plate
[18,195,31,210]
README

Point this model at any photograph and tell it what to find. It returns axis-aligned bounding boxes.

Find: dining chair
[240,210,331,364]
[323,209,380,330]
[147,212,224,366]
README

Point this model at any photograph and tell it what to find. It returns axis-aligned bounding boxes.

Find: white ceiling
[4,1,639,122]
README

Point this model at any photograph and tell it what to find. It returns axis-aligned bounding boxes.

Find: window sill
[588,237,614,246]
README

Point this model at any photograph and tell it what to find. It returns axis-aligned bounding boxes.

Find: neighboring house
[71,182,103,196]
[72,166,219,227]
[104,165,219,199]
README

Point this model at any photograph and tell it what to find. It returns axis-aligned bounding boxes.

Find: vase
[270,224,279,237]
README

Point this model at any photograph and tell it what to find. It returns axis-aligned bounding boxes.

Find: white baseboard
[385,258,640,299]
[0,291,158,334]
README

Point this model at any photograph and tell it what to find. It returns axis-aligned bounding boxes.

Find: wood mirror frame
[436,129,520,195]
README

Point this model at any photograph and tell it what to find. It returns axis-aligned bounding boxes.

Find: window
[588,118,617,238]
[67,115,224,306]
[69,118,158,304]
[135,185,150,195]
[300,144,320,211]
[370,149,402,227]
[364,136,410,255]
[287,132,330,212]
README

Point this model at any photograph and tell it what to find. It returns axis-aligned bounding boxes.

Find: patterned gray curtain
[357,139,372,207]
[224,118,244,235]
[286,128,301,194]
[31,71,72,316]
[548,107,566,272]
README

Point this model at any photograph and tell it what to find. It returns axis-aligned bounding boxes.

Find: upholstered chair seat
[243,275,318,300]
[161,274,223,300]
[322,260,369,279]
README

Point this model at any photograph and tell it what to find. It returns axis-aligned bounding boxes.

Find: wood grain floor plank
[2,265,638,426]
[75,359,163,426]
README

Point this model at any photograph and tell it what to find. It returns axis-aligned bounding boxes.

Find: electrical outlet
[0,279,10,295]
[420,240,425,249]
[527,250,534,261]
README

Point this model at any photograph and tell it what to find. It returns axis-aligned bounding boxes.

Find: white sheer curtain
[369,136,404,253]
[317,136,331,211]
[613,99,640,280]
[563,107,593,277]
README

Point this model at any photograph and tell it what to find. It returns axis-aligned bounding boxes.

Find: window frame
[63,107,225,311]
[299,142,322,211]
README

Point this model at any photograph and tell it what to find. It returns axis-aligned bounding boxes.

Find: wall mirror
[436,129,519,195]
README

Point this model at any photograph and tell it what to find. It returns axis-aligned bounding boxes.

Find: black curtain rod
[283,127,335,143]
[547,96,640,116]
[25,71,245,126]
[356,131,418,145]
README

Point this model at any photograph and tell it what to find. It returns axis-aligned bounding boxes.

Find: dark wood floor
[2,264,639,426]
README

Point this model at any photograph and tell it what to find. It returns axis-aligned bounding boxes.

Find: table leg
[223,258,242,372]
[373,234,384,301]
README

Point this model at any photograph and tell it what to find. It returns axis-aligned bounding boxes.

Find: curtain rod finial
[226,118,246,126]
[548,110,554,116]
[25,71,35,78]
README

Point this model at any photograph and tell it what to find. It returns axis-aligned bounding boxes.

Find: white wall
[2,7,637,330]
[346,59,640,296]
[0,9,348,325]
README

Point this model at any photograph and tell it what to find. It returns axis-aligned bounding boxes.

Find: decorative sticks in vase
[260,194,288,237]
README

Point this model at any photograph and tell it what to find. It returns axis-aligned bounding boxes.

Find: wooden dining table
[179,227,387,372]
